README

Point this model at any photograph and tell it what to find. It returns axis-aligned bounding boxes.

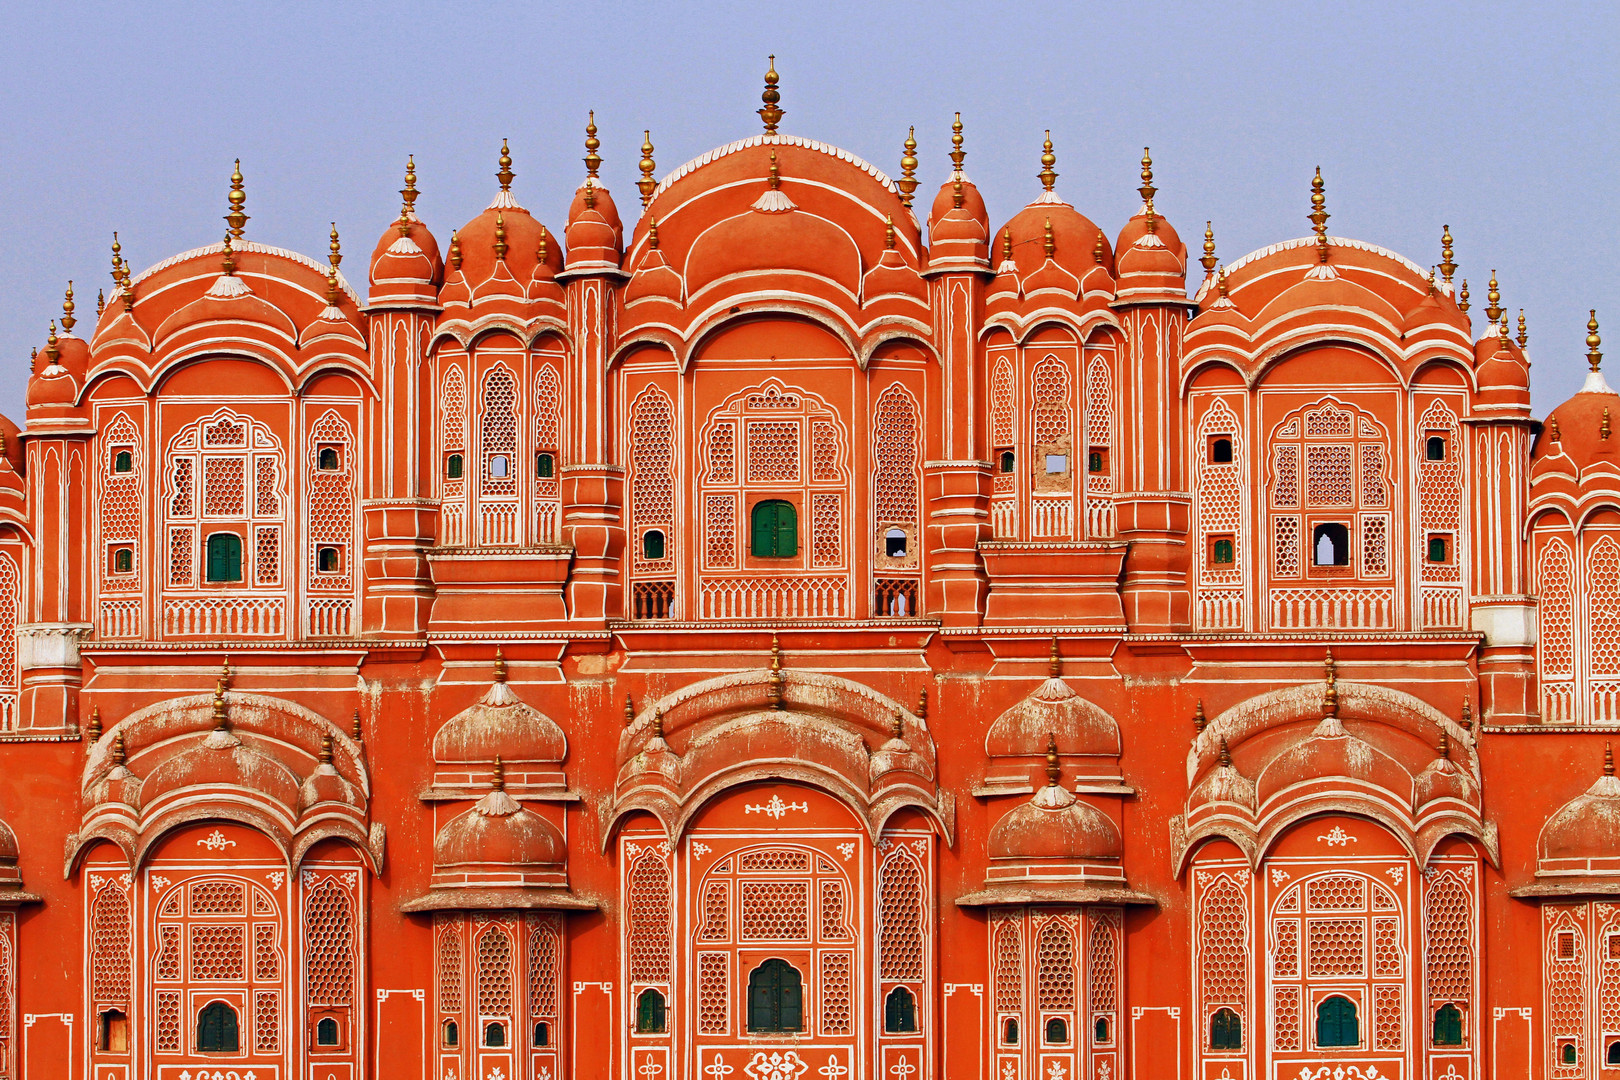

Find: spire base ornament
[758,55,783,134]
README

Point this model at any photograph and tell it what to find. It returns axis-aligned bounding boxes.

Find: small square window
[1209,437,1234,464]
[998,450,1015,474]
[1425,433,1448,461]
[110,546,135,575]
[445,453,464,479]
[1558,931,1578,960]
[317,546,341,573]
[1427,534,1452,564]
[489,454,510,478]
[1608,933,1620,960]
[536,452,555,479]
[317,445,341,471]
[1045,453,1068,475]
[1312,523,1351,567]
[885,527,907,558]
[1088,448,1108,473]
[1208,534,1236,567]
[112,449,134,474]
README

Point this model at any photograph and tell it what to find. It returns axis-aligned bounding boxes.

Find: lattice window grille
[305,410,356,593]
[811,492,843,570]
[1085,355,1113,495]
[993,916,1023,1014]
[89,882,131,1003]
[1031,355,1072,445]
[437,920,464,1015]
[877,848,926,982]
[1087,911,1119,1018]
[1196,398,1243,588]
[304,875,356,1006]
[820,952,853,1036]
[1424,868,1474,1014]
[698,952,729,1034]
[527,914,561,1021]
[98,412,143,594]
[474,921,515,1018]
[0,555,18,723]
[162,409,286,598]
[626,848,672,983]
[1197,871,1249,1025]
[534,365,562,541]
[872,384,920,527]
[630,386,676,577]
[478,366,520,499]
[1417,399,1463,585]
[1590,536,1620,678]
[1034,918,1077,1011]
[1547,908,1586,1079]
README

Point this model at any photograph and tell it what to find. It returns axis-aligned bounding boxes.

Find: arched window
[750,500,798,559]
[1316,995,1359,1048]
[1210,1006,1242,1049]
[205,532,243,583]
[98,1009,129,1053]
[483,1021,506,1048]
[196,1000,239,1053]
[1211,537,1235,566]
[1432,1003,1462,1047]
[885,527,908,558]
[1425,435,1447,461]
[317,546,340,573]
[1044,1016,1069,1045]
[642,530,666,561]
[999,450,1015,474]
[1312,522,1349,566]
[1211,438,1234,464]
[113,450,134,473]
[1562,1042,1578,1066]
[746,959,804,1033]
[315,1016,340,1046]
[318,446,340,471]
[112,547,134,574]
[442,1019,459,1047]
[446,454,464,479]
[1427,535,1450,563]
[1094,1016,1110,1043]
[533,1020,550,1047]
[636,988,667,1034]
[1607,1040,1620,1066]
[536,452,554,479]
[884,986,918,1033]
[1002,1017,1019,1045]
[489,454,510,479]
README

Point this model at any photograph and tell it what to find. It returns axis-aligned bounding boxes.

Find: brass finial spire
[917,685,928,721]
[492,755,506,791]
[1044,733,1061,786]
[758,55,783,134]
[1043,217,1054,258]
[1218,735,1232,768]
[767,632,784,710]
[1001,226,1012,263]
[1308,167,1330,261]
[884,215,895,250]
[324,224,342,306]
[401,154,419,219]
[1216,264,1230,300]
[1461,697,1473,733]
[212,677,229,730]
[949,112,965,175]
[27,348,35,375]
[448,230,462,271]
[493,644,507,683]
[352,707,363,741]
[225,159,248,240]
[1038,130,1057,193]
[584,111,602,178]
[1437,727,1450,760]
[86,706,101,743]
[1194,699,1207,732]
[221,232,236,277]
[637,130,657,207]
[1498,313,1511,345]
[320,732,334,765]
[1138,147,1157,209]
[1094,229,1106,265]
[538,225,549,264]
[60,281,76,333]
[1607,741,1615,777]
[652,707,665,740]
[898,127,919,207]
[1457,278,1470,314]
[494,213,508,260]
[647,217,660,250]
[1322,648,1338,718]
[890,709,904,741]
[44,321,58,365]
[1049,636,1061,678]
[496,138,514,192]
[1588,310,1603,371]
[96,289,105,317]
[1601,407,1610,441]
[1439,224,1456,284]
[767,148,780,190]
[1485,269,1503,323]
[328,223,342,271]
[624,693,635,727]
[1200,222,1218,274]
[1518,309,1529,350]
[111,729,126,767]
[1427,268,1437,296]
[110,231,124,285]
[1550,414,1562,442]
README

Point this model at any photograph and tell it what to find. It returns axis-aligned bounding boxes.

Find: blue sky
[0,1,1614,415]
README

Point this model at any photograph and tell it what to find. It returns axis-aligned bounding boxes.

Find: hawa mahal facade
[0,62,1615,1080]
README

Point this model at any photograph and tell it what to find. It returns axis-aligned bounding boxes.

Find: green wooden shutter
[776,502,797,557]
[751,501,776,557]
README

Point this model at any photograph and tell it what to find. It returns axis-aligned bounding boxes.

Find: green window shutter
[776,502,797,557]
[751,501,776,557]
[206,533,242,583]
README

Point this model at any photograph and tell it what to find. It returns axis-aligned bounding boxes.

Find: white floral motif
[1001,1063,1018,1080]
[705,1054,736,1079]
[692,842,712,859]
[150,875,169,891]
[744,795,809,820]
[485,1068,507,1080]
[1099,1062,1114,1080]
[1317,826,1356,847]
[267,871,285,888]
[818,1056,850,1079]
[1385,866,1404,884]
[1295,1067,1384,1080]
[744,1050,810,1080]
[1271,868,1291,884]
[837,843,856,860]
[198,829,236,851]
[637,1057,666,1080]
[1046,1061,1069,1080]
[90,873,104,890]
[890,1058,918,1080]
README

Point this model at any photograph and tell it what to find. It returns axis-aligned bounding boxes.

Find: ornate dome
[432,769,566,878]
[1540,746,1620,867]
[1535,317,1618,472]
[564,118,624,269]
[987,779,1122,863]
[445,142,562,302]
[984,645,1121,758]
[432,651,568,767]
[368,157,443,304]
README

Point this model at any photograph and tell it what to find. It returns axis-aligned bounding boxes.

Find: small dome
[988,782,1122,863]
[1190,743,1258,810]
[433,784,566,874]
[1537,368,1620,472]
[564,179,624,268]
[433,657,567,766]
[1541,754,1620,867]
[141,726,302,811]
[927,177,990,253]
[623,229,684,306]
[298,737,363,812]
[1255,714,1414,807]
[369,217,443,297]
[985,656,1121,758]
[997,199,1110,292]
[1413,741,1476,807]
[684,191,862,299]
[869,714,929,782]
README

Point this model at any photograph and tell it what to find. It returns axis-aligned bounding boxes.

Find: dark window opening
[1088,449,1105,473]
[98,1009,129,1053]
[885,527,908,558]
[1094,1015,1111,1043]
[1044,1016,1069,1045]
[536,452,555,479]
[1211,437,1234,464]
[315,1017,340,1046]
[197,1001,239,1054]
[483,1021,506,1048]
[1432,1003,1463,1047]
[442,1019,459,1047]
[1210,1007,1242,1050]
[318,545,341,573]
[533,1020,550,1047]
[642,529,666,561]
[1211,536,1235,566]
[746,959,804,1033]
[317,446,340,471]
[750,500,798,559]
[1608,1040,1620,1066]
[1316,995,1359,1048]
[1312,523,1350,567]
[1562,1042,1578,1066]
[1427,535,1450,564]
[1426,435,1447,461]
[112,547,134,574]
[636,988,668,1034]
[113,450,134,473]
[489,454,510,478]
[883,986,918,1033]
[999,450,1015,474]
[205,532,243,583]
[446,453,464,479]
[1002,1017,1019,1045]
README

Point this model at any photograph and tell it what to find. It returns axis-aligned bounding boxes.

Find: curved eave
[400,885,597,913]
[428,313,573,354]
[955,882,1156,907]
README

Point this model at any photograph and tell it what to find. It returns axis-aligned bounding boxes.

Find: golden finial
[1601,407,1610,441]
[898,127,919,207]
[401,154,419,218]
[1322,648,1338,718]
[494,213,508,260]
[891,710,904,741]
[27,348,35,375]
[319,732,334,765]
[1588,309,1603,372]
[624,693,635,726]
[538,225,549,264]
[767,632,784,710]
[884,215,895,250]
[493,644,507,683]
[1001,226,1012,262]
[492,755,506,791]
[583,175,597,209]
[1043,217,1054,258]
[767,148,780,190]
[1607,741,1615,777]
[1308,167,1329,261]
[1194,699,1207,731]
[1518,309,1529,349]
[1218,735,1232,768]
[651,707,665,740]
[496,138,514,192]
[1049,636,1061,678]
[1138,147,1157,207]
[212,677,229,730]
[917,685,928,721]
[647,216,660,250]
[1499,314,1511,344]
[1094,229,1106,265]
[758,55,784,134]
[1550,415,1562,442]
[111,729,126,766]
[221,655,232,688]
[1437,727,1450,760]
[60,281,76,333]
[637,130,657,207]
[45,320,59,365]
[952,178,963,210]
[1044,733,1061,786]
[352,707,363,741]
[1038,130,1057,193]
[1200,222,1218,274]
[328,222,342,270]
[583,111,602,178]
[1484,269,1502,323]
[221,231,236,277]
[448,230,462,271]
[1217,264,1230,299]
[1461,697,1473,733]
[86,706,101,743]
[96,289,104,317]
[225,158,248,239]
[949,112,965,174]
[1427,268,1437,297]
[1439,224,1456,284]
